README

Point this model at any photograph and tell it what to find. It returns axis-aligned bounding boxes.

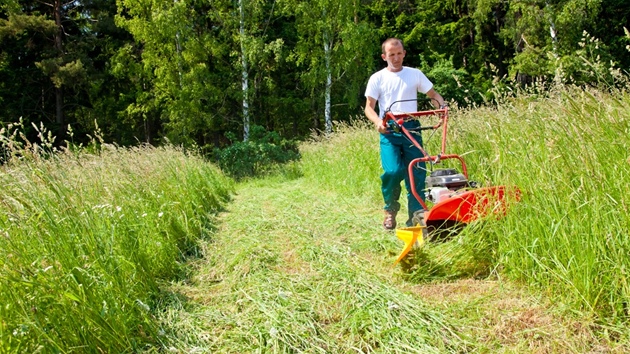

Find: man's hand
[365,96,388,133]
[376,120,388,134]
[426,88,445,109]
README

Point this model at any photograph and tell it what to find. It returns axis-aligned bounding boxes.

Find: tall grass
[459,87,630,324]
[0,137,233,352]
[300,87,630,325]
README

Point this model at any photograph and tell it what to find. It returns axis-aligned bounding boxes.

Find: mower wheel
[411,210,430,241]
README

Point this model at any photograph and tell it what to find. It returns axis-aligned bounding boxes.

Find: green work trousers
[379,129,426,226]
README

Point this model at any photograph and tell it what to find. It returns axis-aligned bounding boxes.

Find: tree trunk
[173,0,185,89]
[53,0,64,138]
[323,9,332,135]
[239,0,250,141]
[545,1,558,59]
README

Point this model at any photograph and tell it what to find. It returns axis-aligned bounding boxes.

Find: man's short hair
[382,38,404,54]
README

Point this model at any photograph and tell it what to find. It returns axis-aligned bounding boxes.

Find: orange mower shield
[393,186,520,265]
[424,186,520,225]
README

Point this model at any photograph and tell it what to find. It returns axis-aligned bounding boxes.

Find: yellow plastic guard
[393,226,425,265]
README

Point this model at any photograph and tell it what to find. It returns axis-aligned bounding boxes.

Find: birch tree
[280,0,376,135]
[499,0,608,83]
[238,0,251,141]
[230,0,285,141]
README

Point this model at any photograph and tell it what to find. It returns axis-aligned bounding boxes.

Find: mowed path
[163,178,616,353]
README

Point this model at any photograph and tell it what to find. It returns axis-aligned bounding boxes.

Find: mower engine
[425,168,469,204]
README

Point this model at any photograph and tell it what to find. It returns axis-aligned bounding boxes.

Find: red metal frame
[383,107,467,211]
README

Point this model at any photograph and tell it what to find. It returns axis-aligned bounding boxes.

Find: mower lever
[386,119,402,133]
[434,154,442,164]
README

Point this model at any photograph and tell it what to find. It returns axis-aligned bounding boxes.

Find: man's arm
[365,96,388,134]
[426,88,446,108]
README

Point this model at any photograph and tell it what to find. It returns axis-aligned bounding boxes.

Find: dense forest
[1,0,629,150]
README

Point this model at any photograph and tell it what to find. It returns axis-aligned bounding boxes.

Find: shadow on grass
[170,212,224,282]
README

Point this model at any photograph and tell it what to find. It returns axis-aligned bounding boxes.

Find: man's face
[381,42,405,72]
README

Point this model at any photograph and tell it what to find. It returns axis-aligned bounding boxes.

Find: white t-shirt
[365,67,433,118]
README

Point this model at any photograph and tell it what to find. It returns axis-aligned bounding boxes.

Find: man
[364,38,446,230]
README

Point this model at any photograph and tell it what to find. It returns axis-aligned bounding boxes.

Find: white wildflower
[135,299,150,312]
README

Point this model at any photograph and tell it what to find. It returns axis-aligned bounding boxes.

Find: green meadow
[1,86,630,352]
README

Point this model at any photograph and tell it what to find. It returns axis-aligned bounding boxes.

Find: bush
[421,56,485,108]
[214,125,300,179]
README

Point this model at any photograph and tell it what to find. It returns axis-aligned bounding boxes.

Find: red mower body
[383,106,520,265]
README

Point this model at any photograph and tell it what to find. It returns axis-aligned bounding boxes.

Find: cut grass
[159,180,465,353]
[157,177,628,352]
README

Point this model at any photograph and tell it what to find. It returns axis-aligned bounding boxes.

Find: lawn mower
[382,101,520,265]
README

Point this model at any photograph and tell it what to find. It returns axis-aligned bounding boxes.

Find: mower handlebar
[382,106,448,132]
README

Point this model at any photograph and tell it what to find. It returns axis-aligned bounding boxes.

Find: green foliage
[2,0,630,149]
[115,0,230,146]
[0,1,131,142]
[554,31,625,87]
[422,56,485,107]
[214,125,300,180]
[0,13,57,38]
[279,0,378,131]
[36,58,87,89]
[0,10,59,132]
